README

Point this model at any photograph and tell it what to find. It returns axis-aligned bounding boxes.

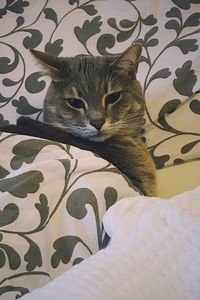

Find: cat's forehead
[62,56,114,98]
[66,55,111,77]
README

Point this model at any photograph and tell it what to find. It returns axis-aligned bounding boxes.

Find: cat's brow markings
[71,87,79,98]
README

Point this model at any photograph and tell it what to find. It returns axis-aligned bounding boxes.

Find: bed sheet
[21,186,200,300]
[157,159,200,198]
[0,0,200,168]
[0,0,200,299]
[0,132,139,299]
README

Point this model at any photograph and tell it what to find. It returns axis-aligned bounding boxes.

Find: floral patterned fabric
[0,0,200,299]
[0,132,139,299]
[0,0,199,167]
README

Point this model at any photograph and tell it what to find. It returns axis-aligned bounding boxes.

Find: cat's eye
[105,92,121,105]
[65,98,85,109]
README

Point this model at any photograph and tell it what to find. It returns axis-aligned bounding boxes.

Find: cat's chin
[50,122,112,142]
[87,133,112,142]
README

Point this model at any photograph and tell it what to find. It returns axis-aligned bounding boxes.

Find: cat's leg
[0,118,156,196]
[0,117,93,151]
[97,136,157,197]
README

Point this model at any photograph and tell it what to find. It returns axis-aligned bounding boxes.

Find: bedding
[21,186,200,300]
[157,159,200,198]
[0,0,200,299]
[0,132,139,299]
[0,0,199,168]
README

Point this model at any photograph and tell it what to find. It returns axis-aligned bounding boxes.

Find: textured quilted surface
[22,186,200,300]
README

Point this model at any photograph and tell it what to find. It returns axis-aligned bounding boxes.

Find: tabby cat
[3,44,157,196]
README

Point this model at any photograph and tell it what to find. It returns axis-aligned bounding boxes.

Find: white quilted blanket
[22,186,200,300]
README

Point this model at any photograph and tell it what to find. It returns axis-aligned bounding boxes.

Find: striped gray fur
[30,44,157,196]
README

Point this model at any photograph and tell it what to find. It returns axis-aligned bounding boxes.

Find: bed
[0,1,200,299]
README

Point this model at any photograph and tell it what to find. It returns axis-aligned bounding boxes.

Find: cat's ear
[112,43,142,75]
[29,49,64,81]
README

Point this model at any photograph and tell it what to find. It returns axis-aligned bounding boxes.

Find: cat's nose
[90,119,105,131]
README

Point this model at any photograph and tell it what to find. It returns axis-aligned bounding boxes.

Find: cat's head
[30,44,145,142]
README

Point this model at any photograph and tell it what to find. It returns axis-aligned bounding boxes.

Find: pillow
[0,133,139,299]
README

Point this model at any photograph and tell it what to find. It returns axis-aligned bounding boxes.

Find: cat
[1,44,157,196]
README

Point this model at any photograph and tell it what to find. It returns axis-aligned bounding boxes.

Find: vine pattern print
[0,0,200,299]
[0,0,200,167]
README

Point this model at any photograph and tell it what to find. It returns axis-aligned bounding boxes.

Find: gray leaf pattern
[0,0,200,298]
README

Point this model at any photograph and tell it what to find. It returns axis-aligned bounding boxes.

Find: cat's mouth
[86,130,113,142]
[50,122,114,142]
[87,133,111,142]
[84,121,118,142]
